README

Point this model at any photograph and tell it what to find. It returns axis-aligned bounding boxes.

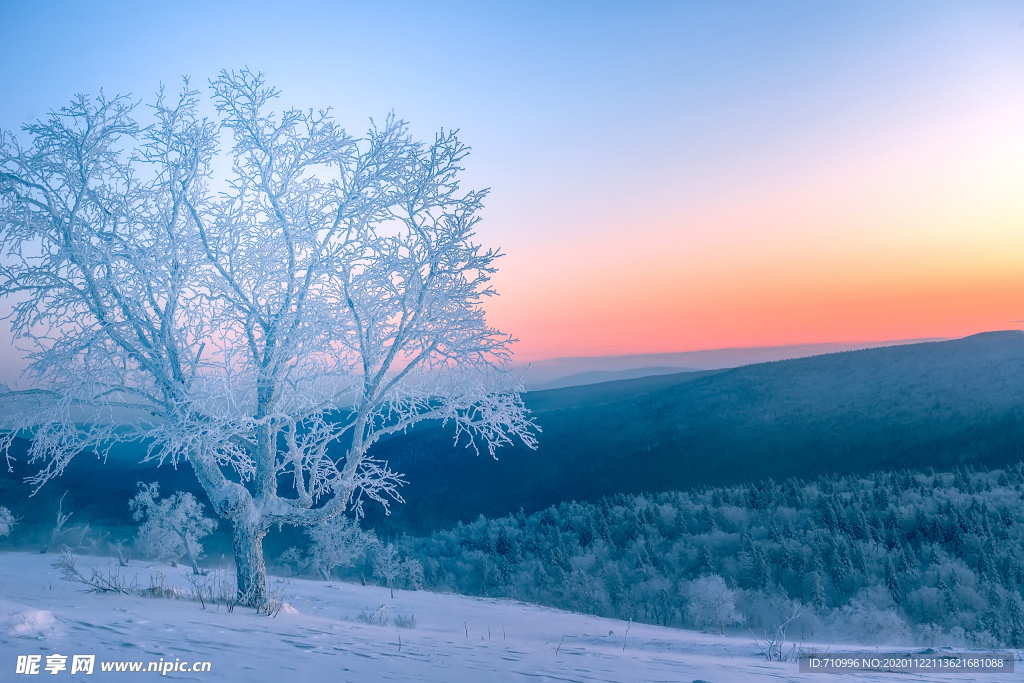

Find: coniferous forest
[366,464,1024,648]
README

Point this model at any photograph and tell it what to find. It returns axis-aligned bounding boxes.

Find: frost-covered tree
[305,513,377,580]
[685,574,742,634]
[0,70,536,605]
[130,482,217,574]
[374,542,404,598]
[402,557,424,590]
[0,505,16,537]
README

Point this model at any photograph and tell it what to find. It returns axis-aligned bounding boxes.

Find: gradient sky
[1,1,1022,361]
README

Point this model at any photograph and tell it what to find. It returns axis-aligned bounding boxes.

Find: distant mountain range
[2,331,1022,544]
[519,337,946,389]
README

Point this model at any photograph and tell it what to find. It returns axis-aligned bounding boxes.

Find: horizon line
[514,335,960,366]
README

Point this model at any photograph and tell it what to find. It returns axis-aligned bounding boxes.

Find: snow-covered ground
[0,552,1016,682]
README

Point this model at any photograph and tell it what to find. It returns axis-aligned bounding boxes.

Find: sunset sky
[2,1,1022,361]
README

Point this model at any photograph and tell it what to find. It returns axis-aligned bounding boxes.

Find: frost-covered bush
[130,483,217,574]
[0,506,16,537]
[685,575,742,634]
[829,596,910,645]
[53,549,139,594]
[393,613,417,628]
[357,601,392,626]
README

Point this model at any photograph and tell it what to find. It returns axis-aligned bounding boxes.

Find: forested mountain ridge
[368,330,1024,533]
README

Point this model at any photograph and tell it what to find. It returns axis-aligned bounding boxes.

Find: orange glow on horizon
[486,106,1024,362]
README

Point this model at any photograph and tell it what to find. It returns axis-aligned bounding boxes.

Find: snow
[0,551,1015,681]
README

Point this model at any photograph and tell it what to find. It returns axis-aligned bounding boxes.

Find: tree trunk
[180,531,202,576]
[232,519,267,607]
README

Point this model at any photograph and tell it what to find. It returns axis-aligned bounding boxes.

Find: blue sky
[2,1,1023,359]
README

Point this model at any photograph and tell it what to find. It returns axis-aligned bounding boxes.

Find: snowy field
[0,552,1016,682]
